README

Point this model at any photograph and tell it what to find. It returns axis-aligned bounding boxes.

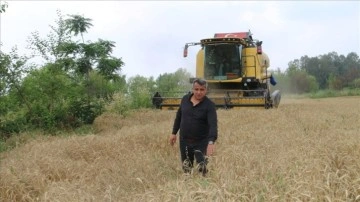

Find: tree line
[274,52,360,94]
[1,9,359,137]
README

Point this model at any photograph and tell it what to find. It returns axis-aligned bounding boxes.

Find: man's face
[192,82,207,100]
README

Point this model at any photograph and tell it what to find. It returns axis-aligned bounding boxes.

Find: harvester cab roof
[183,31,263,58]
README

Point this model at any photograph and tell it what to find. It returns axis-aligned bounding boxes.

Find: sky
[1,1,359,79]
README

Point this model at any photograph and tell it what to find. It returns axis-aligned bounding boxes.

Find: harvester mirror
[256,41,263,54]
[183,44,189,57]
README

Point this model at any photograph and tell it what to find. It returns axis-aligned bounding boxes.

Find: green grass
[0,140,7,153]
[279,88,360,99]
[309,88,360,98]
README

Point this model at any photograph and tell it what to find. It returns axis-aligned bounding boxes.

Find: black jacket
[172,93,218,143]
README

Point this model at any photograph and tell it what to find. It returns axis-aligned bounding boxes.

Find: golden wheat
[0,97,359,201]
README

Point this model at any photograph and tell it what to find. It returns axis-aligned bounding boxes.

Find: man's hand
[169,134,177,146]
[207,144,215,156]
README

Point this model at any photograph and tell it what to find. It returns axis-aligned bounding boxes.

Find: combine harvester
[152,31,281,110]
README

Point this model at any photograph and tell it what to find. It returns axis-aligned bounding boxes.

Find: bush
[350,78,360,88]
[0,111,27,138]
[69,100,103,124]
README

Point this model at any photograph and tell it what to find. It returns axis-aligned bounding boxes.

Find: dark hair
[193,78,208,88]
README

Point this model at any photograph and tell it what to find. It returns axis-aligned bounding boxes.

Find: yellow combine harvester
[152,31,281,110]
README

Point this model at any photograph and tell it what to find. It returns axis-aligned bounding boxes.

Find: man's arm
[172,106,181,135]
[206,102,217,156]
[170,104,182,146]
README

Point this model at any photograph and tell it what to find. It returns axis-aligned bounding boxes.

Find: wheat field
[0,97,359,202]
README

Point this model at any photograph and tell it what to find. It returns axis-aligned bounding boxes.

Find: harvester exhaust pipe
[270,90,281,108]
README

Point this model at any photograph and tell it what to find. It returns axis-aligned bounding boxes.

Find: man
[170,78,218,175]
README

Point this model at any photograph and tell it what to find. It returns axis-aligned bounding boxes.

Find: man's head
[192,78,207,101]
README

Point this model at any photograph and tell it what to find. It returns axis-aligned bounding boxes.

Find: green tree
[271,68,291,94]
[296,52,360,90]
[0,1,8,13]
[27,10,72,62]
[350,78,360,88]
[155,68,192,96]
[286,61,318,94]
[0,48,33,112]
[64,14,93,43]
[328,73,342,90]
[341,52,360,87]
[63,14,93,87]
[127,75,156,109]
[56,39,124,80]
[20,64,81,130]
[60,13,125,113]
[1,10,126,136]
[0,48,33,135]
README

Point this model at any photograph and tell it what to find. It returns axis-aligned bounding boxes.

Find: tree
[0,48,33,135]
[342,52,360,87]
[27,10,72,62]
[286,61,318,93]
[0,47,32,111]
[0,1,8,13]
[127,75,156,109]
[155,68,192,95]
[64,14,93,43]
[60,13,125,113]
[295,52,360,90]
[20,64,81,130]
[271,69,291,94]
[1,10,126,135]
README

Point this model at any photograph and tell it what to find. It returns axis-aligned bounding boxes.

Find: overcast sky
[1,1,359,79]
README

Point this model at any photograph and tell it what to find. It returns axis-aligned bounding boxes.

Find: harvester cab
[152,31,281,110]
